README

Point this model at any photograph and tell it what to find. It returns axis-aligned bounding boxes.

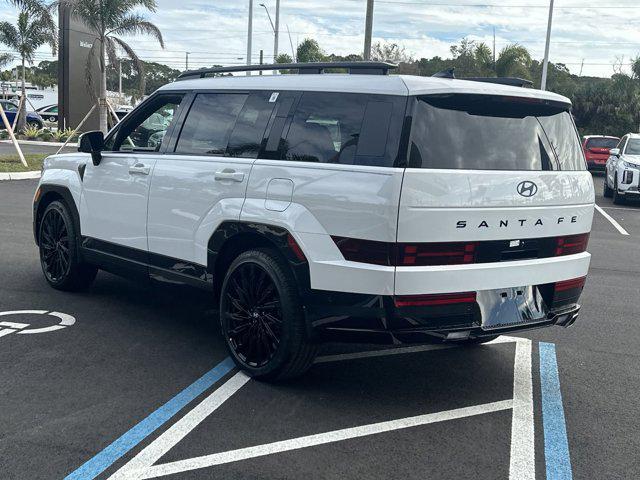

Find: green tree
[60,0,165,133]
[495,44,531,79]
[296,38,324,63]
[0,0,56,129]
[106,59,180,99]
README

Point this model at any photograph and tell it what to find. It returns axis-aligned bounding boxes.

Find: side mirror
[610,148,621,157]
[79,131,105,166]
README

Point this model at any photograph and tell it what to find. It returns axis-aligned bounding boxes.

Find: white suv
[33,62,594,380]
[604,133,640,204]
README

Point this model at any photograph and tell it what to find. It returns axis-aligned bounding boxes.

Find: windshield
[409,94,585,171]
[625,139,640,155]
[586,138,618,149]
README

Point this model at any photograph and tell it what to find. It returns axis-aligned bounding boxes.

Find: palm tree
[60,0,165,133]
[0,0,56,130]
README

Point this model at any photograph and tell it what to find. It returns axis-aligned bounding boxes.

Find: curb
[0,139,78,147]
[0,171,41,181]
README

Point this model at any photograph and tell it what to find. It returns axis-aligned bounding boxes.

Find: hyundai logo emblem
[517,181,538,198]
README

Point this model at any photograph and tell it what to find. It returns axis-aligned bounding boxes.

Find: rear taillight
[287,234,307,262]
[394,292,477,308]
[396,242,478,266]
[555,234,589,256]
[555,276,586,293]
[332,237,478,267]
[331,237,392,266]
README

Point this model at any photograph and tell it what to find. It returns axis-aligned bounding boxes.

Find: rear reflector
[287,234,307,262]
[394,292,477,307]
[555,233,589,256]
[555,276,586,293]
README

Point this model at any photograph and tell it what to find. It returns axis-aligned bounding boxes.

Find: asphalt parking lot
[1,174,639,480]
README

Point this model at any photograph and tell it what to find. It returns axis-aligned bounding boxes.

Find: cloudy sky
[0,0,639,78]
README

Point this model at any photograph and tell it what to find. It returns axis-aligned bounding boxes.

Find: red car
[582,135,620,170]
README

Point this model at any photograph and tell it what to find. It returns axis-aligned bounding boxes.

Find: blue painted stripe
[65,356,235,480]
[539,342,573,480]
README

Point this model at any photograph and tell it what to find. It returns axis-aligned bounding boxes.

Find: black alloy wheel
[38,201,98,291]
[224,262,283,368]
[40,207,71,283]
[220,249,318,380]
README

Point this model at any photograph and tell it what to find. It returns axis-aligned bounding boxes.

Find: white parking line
[140,400,515,479]
[595,204,630,235]
[109,336,534,480]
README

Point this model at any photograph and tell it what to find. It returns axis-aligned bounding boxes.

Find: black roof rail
[177,61,398,80]
[464,77,534,88]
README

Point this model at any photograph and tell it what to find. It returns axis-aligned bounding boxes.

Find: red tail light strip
[555,233,590,256]
[394,292,477,308]
[332,234,589,267]
[555,276,587,293]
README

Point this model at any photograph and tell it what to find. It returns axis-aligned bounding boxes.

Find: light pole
[260,1,280,65]
[247,0,254,75]
[541,0,554,91]
[364,0,374,60]
[185,52,190,71]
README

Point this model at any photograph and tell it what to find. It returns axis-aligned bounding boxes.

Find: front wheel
[39,201,98,291]
[220,249,318,381]
[603,174,613,198]
[613,175,626,205]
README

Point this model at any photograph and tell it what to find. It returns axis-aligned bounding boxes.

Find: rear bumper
[394,252,590,295]
[587,160,606,170]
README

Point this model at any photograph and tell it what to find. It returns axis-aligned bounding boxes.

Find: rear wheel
[39,201,97,291]
[220,249,318,381]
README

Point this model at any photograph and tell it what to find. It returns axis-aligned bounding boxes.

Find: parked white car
[33,62,594,380]
[604,133,640,204]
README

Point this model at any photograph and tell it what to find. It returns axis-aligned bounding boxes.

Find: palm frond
[108,14,164,49]
[0,52,13,68]
[0,21,20,49]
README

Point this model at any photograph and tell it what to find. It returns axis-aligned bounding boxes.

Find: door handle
[129,163,150,175]
[214,170,245,182]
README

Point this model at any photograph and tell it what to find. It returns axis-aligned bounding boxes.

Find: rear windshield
[408,94,585,171]
[586,138,619,149]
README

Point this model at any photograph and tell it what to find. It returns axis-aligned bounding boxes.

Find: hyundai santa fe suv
[33,62,594,380]
[604,133,640,204]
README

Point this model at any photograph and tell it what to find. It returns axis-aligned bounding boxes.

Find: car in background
[604,133,640,204]
[583,135,620,171]
[0,100,45,129]
[36,104,58,125]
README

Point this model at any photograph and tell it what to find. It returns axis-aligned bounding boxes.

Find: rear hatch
[397,93,594,258]
[585,137,619,164]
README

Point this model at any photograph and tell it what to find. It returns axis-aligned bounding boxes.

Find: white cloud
[0,0,638,77]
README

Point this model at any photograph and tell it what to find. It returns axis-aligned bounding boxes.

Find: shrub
[38,128,54,141]
[21,124,41,140]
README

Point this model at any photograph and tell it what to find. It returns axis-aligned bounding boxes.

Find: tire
[219,249,318,381]
[613,175,625,205]
[603,175,613,198]
[27,121,43,130]
[38,200,98,291]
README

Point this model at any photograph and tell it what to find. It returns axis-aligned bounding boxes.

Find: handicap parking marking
[107,336,535,480]
[540,342,573,480]
[594,204,630,236]
[0,310,76,338]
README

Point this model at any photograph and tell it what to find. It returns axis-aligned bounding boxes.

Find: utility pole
[259,50,264,75]
[118,59,123,99]
[287,25,296,61]
[185,52,190,71]
[247,0,254,75]
[363,0,374,60]
[541,0,555,91]
[493,27,496,69]
[274,0,280,61]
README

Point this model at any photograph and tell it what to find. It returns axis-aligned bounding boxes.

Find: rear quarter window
[281,92,405,167]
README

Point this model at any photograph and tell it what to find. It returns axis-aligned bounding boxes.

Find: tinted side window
[282,92,404,167]
[227,92,276,158]
[176,93,247,156]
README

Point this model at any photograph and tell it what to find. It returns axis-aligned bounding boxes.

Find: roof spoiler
[177,62,398,80]
[432,68,534,88]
